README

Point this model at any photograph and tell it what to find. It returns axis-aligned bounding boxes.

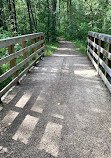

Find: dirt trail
[0,40,111,158]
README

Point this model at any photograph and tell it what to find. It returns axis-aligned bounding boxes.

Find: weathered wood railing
[0,32,45,99]
[87,31,111,93]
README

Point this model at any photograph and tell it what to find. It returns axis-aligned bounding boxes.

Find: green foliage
[44,42,60,56]
[1,0,111,42]
[0,28,11,39]
[0,29,11,59]
[0,64,12,91]
[61,0,111,41]
[72,39,87,56]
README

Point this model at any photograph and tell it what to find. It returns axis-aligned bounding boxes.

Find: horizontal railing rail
[0,32,43,48]
[87,31,111,93]
[0,32,45,99]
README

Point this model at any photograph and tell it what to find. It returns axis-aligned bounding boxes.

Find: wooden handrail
[88,39,111,60]
[0,40,44,66]
[0,32,45,98]
[87,31,111,93]
[88,31,111,44]
[0,32,43,48]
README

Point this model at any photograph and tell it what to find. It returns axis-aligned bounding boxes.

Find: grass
[44,41,60,56]
[63,36,87,56]
[71,39,87,56]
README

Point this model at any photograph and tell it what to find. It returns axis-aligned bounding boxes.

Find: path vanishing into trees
[0,39,111,158]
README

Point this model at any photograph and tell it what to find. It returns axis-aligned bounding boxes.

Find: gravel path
[0,40,111,158]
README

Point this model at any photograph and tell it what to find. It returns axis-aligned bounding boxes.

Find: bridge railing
[0,32,45,99]
[87,31,111,93]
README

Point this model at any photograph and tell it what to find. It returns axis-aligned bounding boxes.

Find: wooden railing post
[108,44,111,68]
[37,37,41,56]
[98,40,104,68]
[87,35,91,54]
[38,36,42,59]
[105,44,111,77]
[0,32,44,97]
[88,36,91,48]
[41,36,44,58]
[8,45,18,77]
[37,37,40,50]
[22,41,28,67]
[99,40,104,59]
[31,38,36,60]
[93,38,98,54]
[91,36,94,59]
[87,31,111,93]
[91,36,94,50]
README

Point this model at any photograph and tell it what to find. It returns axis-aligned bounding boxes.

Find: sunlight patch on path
[2,110,19,126]
[31,106,43,113]
[57,48,74,51]
[74,69,97,78]
[51,113,64,120]
[15,93,31,108]
[31,93,46,113]
[12,115,39,144]
[53,54,75,57]
[37,122,62,157]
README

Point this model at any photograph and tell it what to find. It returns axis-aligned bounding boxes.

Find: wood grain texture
[88,39,111,60]
[0,40,44,66]
[0,32,44,49]
[22,41,28,67]
[8,45,18,77]
[87,51,111,93]
[31,38,36,60]
[0,46,44,83]
[88,31,111,44]
[0,52,44,97]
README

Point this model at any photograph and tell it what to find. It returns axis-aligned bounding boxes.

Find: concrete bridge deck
[0,40,111,158]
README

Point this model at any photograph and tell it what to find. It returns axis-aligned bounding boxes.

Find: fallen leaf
[57,103,60,105]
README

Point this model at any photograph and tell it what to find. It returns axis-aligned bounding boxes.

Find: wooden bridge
[0,32,111,157]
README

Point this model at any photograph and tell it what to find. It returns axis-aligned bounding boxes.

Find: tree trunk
[47,0,50,41]
[52,0,57,41]
[29,1,37,31]
[7,0,15,33]
[67,0,69,16]
[26,0,33,33]
[12,0,17,32]
[59,0,60,29]
[0,0,4,28]
[63,2,66,31]
[69,0,72,24]
[34,6,38,31]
